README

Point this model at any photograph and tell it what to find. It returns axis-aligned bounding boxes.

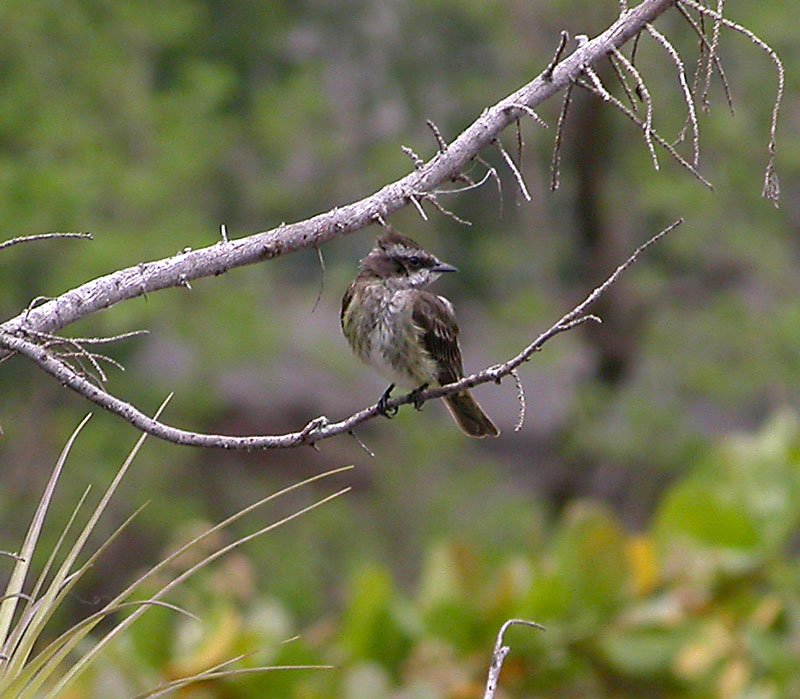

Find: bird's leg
[410,383,429,411]
[377,384,398,418]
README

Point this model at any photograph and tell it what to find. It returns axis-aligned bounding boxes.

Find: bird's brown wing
[411,291,464,385]
[340,281,355,323]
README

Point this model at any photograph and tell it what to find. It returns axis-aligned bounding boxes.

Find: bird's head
[359,228,457,289]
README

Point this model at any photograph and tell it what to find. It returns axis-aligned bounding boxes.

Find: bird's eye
[407,255,421,267]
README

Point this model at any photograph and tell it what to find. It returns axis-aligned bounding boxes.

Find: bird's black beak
[432,262,458,274]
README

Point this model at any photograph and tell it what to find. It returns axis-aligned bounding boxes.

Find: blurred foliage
[65,412,800,697]
[0,0,798,695]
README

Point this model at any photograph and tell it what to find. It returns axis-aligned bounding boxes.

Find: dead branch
[576,78,711,188]
[550,83,574,191]
[0,221,682,450]
[611,48,658,169]
[646,22,700,166]
[0,0,784,447]
[483,619,546,699]
[0,0,677,357]
[0,232,92,252]
[678,0,783,205]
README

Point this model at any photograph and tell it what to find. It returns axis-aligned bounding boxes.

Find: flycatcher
[341,228,499,438]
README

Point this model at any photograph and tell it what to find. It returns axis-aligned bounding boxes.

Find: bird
[341,227,499,437]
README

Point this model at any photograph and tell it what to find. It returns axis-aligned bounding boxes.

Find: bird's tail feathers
[444,390,500,438]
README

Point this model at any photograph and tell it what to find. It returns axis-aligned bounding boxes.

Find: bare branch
[679,0,783,205]
[422,195,473,226]
[0,221,681,450]
[550,83,574,191]
[544,31,570,81]
[0,0,678,354]
[702,0,724,112]
[0,232,92,253]
[426,119,448,152]
[510,369,526,432]
[669,3,734,155]
[401,145,424,169]
[607,53,638,110]
[310,246,326,314]
[646,23,700,166]
[583,65,613,102]
[577,79,712,188]
[25,329,148,346]
[612,48,659,170]
[503,103,549,129]
[348,429,375,459]
[493,138,532,202]
[408,194,429,221]
[483,619,546,699]
[432,167,495,197]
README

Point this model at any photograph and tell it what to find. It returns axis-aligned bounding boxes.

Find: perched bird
[341,228,499,437]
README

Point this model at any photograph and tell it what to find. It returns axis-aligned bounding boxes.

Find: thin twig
[510,370,526,432]
[577,79,711,188]
[631,30,642,67]
[608,53,638,110]
[702,0,724,112]
[401,145,425,169]
[0,232,92,253]
[504,103,549,129]
[544,31,569,81]
[220,224,229,243]
[583,65,612,101]
[423,195,473,226]
[311,246,326,314]
[432,167,495,196]
[493,139,531,202]
[474,155,504,216]
[408,194,428,221]
[646,23,700,167]
[611,48,658,170]
[0,221,681,450]
[675,1,733,114]
[349,430,375,458]
[483,619,546,699]
[426,119,448,152]
[550,83,573,191]
[23,329,148,346]
[679,0,783,205]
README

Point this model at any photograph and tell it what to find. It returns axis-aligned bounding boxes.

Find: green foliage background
[0,0,798,696]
